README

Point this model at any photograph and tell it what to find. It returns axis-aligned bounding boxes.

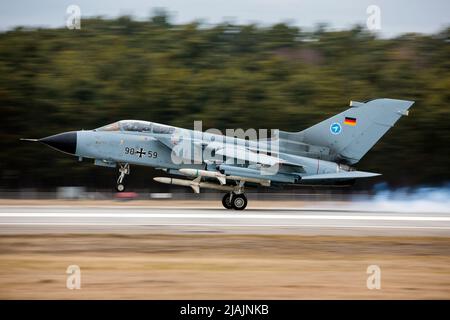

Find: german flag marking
[344,117,357,126]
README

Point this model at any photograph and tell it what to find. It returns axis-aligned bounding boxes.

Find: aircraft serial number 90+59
[124,147,157,158]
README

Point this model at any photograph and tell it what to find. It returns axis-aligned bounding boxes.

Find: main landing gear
[116,163,130,192]
[222,193,247,210]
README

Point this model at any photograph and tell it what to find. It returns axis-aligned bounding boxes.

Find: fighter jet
[22,98,413,210]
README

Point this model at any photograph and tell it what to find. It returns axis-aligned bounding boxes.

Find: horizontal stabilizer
[301,171,381,181]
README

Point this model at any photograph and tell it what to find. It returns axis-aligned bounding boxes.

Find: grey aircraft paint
[23,98,414,210]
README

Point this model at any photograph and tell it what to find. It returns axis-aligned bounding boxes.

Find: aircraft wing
[153,133,305,171]
[215,144,303,170]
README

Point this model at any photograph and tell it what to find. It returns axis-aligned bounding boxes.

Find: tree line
[0,13,449,190]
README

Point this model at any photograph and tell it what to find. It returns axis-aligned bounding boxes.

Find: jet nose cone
[40,131,77,154]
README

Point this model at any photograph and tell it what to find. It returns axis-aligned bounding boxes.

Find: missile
[179,168,226,185]
[179,168,271,187]
[153,177,236,193]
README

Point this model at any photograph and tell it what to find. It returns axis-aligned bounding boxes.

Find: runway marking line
[0,222,449,230]
[0,205,448,214]
[1,212,450,221]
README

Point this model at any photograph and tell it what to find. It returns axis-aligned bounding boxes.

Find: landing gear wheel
[116,183,125,192]
[222,193,233,209]
[231,194,247,210]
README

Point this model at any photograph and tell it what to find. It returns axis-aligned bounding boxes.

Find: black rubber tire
[231,194,247,210]
[116,184,126,192]
[222,193,233,209]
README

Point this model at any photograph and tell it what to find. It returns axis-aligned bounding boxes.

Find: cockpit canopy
[95,120,175,134]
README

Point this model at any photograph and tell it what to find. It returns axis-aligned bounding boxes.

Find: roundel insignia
[330,122,342,135]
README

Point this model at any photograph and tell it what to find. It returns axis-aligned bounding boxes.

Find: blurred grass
[0,233,449,299]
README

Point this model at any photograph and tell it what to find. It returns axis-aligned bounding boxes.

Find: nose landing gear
[116,163,129,192]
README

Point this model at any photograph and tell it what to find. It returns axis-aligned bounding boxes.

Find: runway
[1,205,450,236]
[1,204,450,299]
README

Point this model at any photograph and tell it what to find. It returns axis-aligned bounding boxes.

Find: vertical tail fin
[295,98,414,164]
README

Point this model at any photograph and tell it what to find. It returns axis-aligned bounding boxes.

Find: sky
[0,0,449,38]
